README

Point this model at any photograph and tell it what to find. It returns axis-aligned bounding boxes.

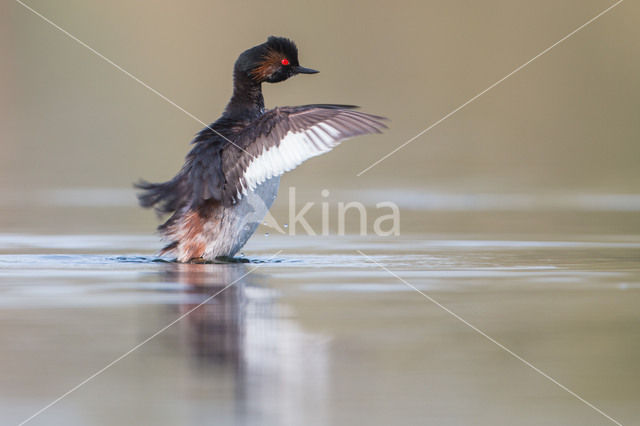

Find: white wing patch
[241,123,343,197]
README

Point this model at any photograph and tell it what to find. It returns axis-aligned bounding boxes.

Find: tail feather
[134,174,189,216]
[135,173,222,262]
[135,174,191,257]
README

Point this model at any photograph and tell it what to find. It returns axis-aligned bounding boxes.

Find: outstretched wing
[221,104,386,206]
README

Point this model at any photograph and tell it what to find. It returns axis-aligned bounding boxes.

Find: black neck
[223,71,265,120]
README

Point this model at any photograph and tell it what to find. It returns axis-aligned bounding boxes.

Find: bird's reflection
[164,263,255,365]
[162,261,330,424]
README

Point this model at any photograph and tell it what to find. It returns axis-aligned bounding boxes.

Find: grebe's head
[235,36,318,84]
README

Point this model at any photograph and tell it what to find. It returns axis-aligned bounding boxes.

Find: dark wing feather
[220,104,387,206]
[135,125,227,216]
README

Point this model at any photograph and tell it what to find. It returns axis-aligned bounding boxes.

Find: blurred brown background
[1,0,638,233]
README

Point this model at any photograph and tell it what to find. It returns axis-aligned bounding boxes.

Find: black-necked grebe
[136,36,386,262]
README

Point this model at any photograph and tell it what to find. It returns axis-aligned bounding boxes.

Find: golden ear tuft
[250,49,285,81]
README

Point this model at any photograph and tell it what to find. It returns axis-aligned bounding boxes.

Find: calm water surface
[0,218,638,425]
[3,2,639,424]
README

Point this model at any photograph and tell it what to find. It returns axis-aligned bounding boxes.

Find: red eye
[281,58,290,66]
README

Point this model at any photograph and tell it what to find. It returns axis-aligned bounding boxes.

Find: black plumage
[135,36,386,261]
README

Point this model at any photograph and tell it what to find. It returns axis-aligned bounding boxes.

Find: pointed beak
[294,66,319,74]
